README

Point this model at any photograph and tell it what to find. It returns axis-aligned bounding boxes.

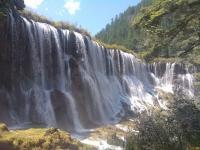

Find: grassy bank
[0,123,94,150]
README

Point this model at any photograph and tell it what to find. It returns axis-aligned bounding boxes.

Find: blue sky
[24,0,141,35]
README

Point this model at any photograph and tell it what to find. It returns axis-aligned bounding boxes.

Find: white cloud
[64,0,80,15]
[24,0,44,9]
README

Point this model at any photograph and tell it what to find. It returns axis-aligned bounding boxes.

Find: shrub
[94,39,136,55]
[126,97,200,150]
[20,10,91,38]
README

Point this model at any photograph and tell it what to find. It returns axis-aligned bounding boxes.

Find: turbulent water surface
[0,12,195,133]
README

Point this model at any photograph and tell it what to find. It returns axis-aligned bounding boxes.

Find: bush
[0,125,94,150]
[0,123,8,133]
[94,39,136,54]
[20,10,91,38]
[126,97,200,150]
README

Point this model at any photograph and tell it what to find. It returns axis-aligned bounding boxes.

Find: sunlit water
[0,12,195,137]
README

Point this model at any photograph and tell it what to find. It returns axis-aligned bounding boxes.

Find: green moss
[94,39,136,55]
[0,123,8,133]
[0,124,94,150]
[137,49,154,60]
[20,10,91,38]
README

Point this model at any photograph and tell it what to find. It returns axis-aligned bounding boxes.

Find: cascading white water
[150,63,176,93]
[148,62,195,96]
[0,11,195,133]
[63,92,84,131]
[178,69,195,97]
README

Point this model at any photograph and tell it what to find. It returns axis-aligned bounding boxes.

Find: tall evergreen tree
[95,0,153,50]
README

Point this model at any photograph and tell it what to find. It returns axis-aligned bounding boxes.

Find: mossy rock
[0,124,94,150]
[0,123,8,133]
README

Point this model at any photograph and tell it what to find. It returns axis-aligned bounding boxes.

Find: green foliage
[96,0,200,63]
[94,39,135,54]
[95,0,154,50]
[20,10,91,38]
[133,0,200,62]
[126,97,200,150]
[0,123,8,133]
[0,125,94,150]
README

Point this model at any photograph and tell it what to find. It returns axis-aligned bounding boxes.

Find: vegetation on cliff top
[95,0,154,51]
[96,0,200,63]
[133,0,200,62]
[20,10,91,38]
[0,124,94,150]
[0,0,91,37]
[94,39,136,55]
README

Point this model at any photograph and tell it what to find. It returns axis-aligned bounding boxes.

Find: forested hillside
[95,0,154,51]
[133,0,200,63]
[96,0,200,63]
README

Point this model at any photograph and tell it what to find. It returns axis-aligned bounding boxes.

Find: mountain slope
[96,0,200,64]
[132,0,200,63]
[95,0,154,51]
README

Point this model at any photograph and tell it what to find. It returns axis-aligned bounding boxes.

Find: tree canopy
[96,0,200,63]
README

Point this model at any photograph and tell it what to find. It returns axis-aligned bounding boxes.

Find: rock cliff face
[0,11,195,133]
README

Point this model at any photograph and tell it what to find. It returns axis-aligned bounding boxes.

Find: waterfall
[0,12,195,133]
[149,63,176,93]
[148,63,195,96]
